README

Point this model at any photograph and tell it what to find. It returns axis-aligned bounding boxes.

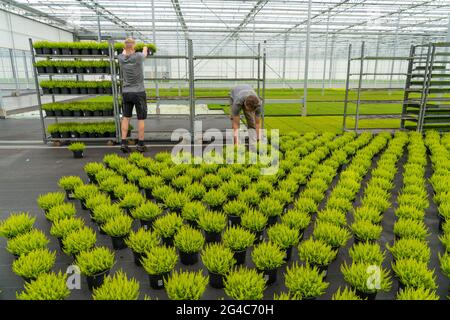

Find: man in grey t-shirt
[230,84,262,145]
[118,38,148,153]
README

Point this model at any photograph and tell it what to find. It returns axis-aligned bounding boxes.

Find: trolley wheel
[52,141,62,147]
[106,140,115,146]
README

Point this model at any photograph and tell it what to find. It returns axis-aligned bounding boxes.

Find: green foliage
[350,220,382,242]
[174,226,205,253]
[37,192,65,211]
[222,226,255,251]
[353,206,383,224]
[92,270,140,300]
[113,183,139,199]
[238,188,260,207]
[295,197,318,214]
[131,202,163,221]
[153,213,184,239]
[396,287,440,300]
[63,227,96,256]
[440,233,450,252]
[219,180,242,199]
[101,214,133,237]
[125,228,159,254]
[332,287,364,300]
[325,196,353,213]
[197,211,227,233]
[165,270,208,300]
[7,229,49,256]
[12,248,56,280]
[349,242,385,265]
[142,246,178,275]
[298,239,337,267]
[270,189,293,206]
[251,241,285,271]
[91,203,124,225]
[0,212,36,239]
[16,272,70,300]
[317,208,347,227]
[85,193,110,211]
[139,175,163,190]
[68,142,85,152]
[394,218,429,241]
[281,209,311,231]
[267,223,299,249]
[201,243,236,275]
[58,176,83,191]
[341,262,392,294]
[223,200,248,217]
[439,252,450,278]
[259,197,284,218]
[392,259,437,290]
[241,209,268,233]
[397,193,429,211]
[152,185,175,201]
[224,267,266,300]
[50,217,85,239]
[184,182,207,200]
[46,203,76,222]
[182,202,207,224]
[118,192,145,209]
[73,184,100,201]
[387,238,431,263]
[164,192,190,211]
[313,221,351,248]
[171,175,192,190]
[203,189,227,207]
[76,247,115,276]
[284,263,329,299]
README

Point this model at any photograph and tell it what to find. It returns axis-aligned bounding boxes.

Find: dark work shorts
[122,91,147,120]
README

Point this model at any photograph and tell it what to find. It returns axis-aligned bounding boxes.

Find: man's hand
[122,49,126,55]
[143,46,149,57]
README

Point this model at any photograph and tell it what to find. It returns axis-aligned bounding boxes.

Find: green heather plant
[174,225,205,254]
[440,233,450,252]
[102,214,133,237]
[238,188,260,207]
[240,209,268,233]
[392,259,437,289]
[251,242,285,271]
[85,193,110,211]
[12,248,56,280]
[131,202,163,221]
[58,176,83,192]
[222,226,255,252]
[203,189,227,208]
[284,263,329,299]
[68,142,85,152]
[74,184,100,202]
[165,270,208,300]
[201,243,236,275]
[152,185,175,201]
[126,168,147,185]
[219,180,241,199]
[254,180,273,196]
[16,272,70,300]
[396,287,440,300]
[341,262,392,294]
[361,195,390,213]
[153,213,184,239]
[387,238,431,263]
[171,175,192,190]
[96,171,121,188]
[298,239,337,267]
[267,223,299,250]
[160,167,178,182]
[350,220,382,242]
[37,192,65,212]
[46,203,76,222]
[281,209,311,231]
[258,197,284,218]
[439,252,450,278]
[397,193,429,211]
[295,197,318,214]
[326,196,353,213]
[349,242,385,265]
[92,270,140,300]
[197,211,227,233]
[118,192,145,210]
[62,227,96,256]
[7,229,49,256]
[353,206,383,224]
[313,221,351,248]
[50,217,85,239]
[270,189,293,206]
[0,212,36,239]
[332,287,364,300]
[76,247,115,276]
[181,201,207,223]
[224,267,266,300]
[164,192,190,212]
[223,200,248,217]
[142,246,178,275]
[91,203,123,225]
[317,209,347,227]
[113,183,139,200]
[139,175,163,191]
[394,218,429,241]
[184,182,206,200]
[125,228,159,254]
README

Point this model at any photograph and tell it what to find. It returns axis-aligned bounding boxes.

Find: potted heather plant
[139,175,163,199]
[12,248,56,282]
[181,201,207,228]
[16,272,70,300]
[0,212,36,239]
[50,217,85,250]
[131,202,163,230]
[125,228,160,266]
[68,142,85,158]
[222,226,255,265]
[223,200,248,226]
[163,192,190,213]
[251,242,285,285]
[118,192,145,216]
[153,213,184,246]
[101,214,133,250]
[267,223,300,261]
[76,247,115,290]
[165,270,209,300]
[224,267,266,300]
[184,182,206,201]
[37,192,65,214]
[197,211,227,243]
[142,245,178,289]
[174,225,205,265]
[240,209,268,243]
[285,263,329,300]
[92,270,140,300]
[73,184,100,210]
[6,229,49,257]
[280,209,311,239]
[201,243,236,288]
[58,176,83,200]
[45,203,76,222]
[62,226,97,258]
[203,189,227,211]
[298,239,337,274]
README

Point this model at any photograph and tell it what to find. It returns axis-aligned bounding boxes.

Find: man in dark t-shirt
[118,38,148,153]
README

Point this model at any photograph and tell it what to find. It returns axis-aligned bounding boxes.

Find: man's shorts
[122,91,147,120]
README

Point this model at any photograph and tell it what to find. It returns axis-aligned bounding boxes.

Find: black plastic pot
[84,110,93,117]
[267,216,278,226]
[208,271,225,289]
[72,48,80,55]
[95,67,105,73]
[132,251,144,266]
[187,219,198,229]
[85,67,94,74]
[73,110,82,117]
[233,249,246,265]
[54,109,63,117]
[81,49,90,55]
[62,48,71,55]
[86,269,110,291]
[70,88,80,94]
[260,268,277,285]
[144,189,153,199]
[60,88,70,95]
[56,66,65,74]
[73,150,83,159]
[61,131,71,138]
[81,200,87,210]
[45,110,55,117]
[80,132,89,138]
[93,110,102,117]
[76,67,84,74]
[87,88,97,94]
[42,87,51,94]
[111,235,127,250]
[51,48,60,55]
[37,66,45,74]
[284,246,293,261]
[140,219,153,230]
[57,237,65,251]
[42,48,51,55]
[228,215,241,226]
[50,132,60,139]
[204,230,221,243]
[103,87,112,94]
[66,67,75,74]
[53,87,61,94]
[149,272,169,290]
[179,251,199,265]
[65,189,75,200]
[355,290,377,300]
[35,48,43,55]
[45,66,56,73]
[100,48,109,56]
[253,230,264,244]
[161,236,174,247]
[79,88,88,94]
[62,109,73,117]
[91,49,100,55]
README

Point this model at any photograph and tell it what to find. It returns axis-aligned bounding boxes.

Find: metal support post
[109,40,121,142]
[328,34,336,89]
[261,40,267,128]
[400,45,415,129]
[23,51,30,90]
[151,0,160,111]
[257,43,261,96]
[373,34,381,85]
[302,0,312,117]
[342,44,352,131]
[418,44,434,133]
[355,42,365,131]
[96,6,102,42]
[188,39,195,142]
[389,13,401,89]
[234,38,238,85]
[282,34,288,81]
[321,11,330,95]
[9,49,20,95]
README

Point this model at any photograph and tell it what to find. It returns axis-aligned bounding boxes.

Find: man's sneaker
[136,144,147,153]
[120,144,131,153]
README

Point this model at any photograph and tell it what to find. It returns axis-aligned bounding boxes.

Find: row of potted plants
[47,121,117,139]
[34,60,113,74]
[33,41,157,56]
[42,102,114,117]
[39,80,113,95]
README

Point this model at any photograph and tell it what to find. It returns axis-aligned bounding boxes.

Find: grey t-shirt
[230,84,261,116]
[118,52,146,93]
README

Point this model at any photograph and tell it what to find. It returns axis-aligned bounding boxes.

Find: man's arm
[142,46,149,57]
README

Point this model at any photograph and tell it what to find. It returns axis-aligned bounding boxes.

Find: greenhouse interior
[1,0,450,304]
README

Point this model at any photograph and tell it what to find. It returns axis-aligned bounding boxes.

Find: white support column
[302,0,312,117]
[151,0,160,112]
[389,13,401,89]
[96,6,102,42]
[321,10,330,95]
[282,33,288,81]
[328,34,336,89]
[297,42,302,81]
